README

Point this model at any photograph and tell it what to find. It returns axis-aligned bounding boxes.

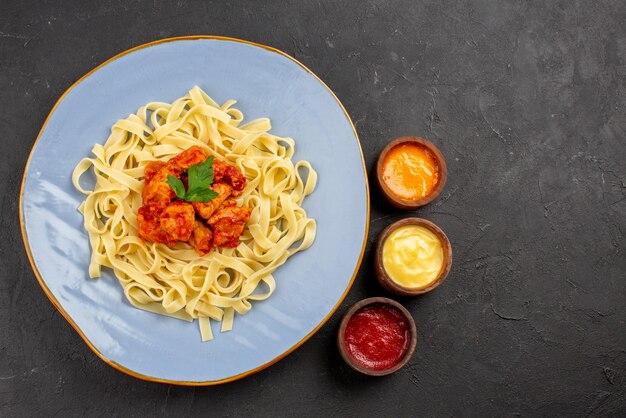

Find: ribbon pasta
[72,86,317,341]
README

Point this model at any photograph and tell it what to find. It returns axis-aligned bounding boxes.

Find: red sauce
[344,304,411,371]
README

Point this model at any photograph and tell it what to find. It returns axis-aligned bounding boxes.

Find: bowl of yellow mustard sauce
[375,218,452,296]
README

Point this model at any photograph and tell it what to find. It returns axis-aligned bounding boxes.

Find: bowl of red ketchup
[337,297,417,376]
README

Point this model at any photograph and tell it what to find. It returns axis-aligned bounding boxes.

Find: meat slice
[159,201,195,242]
[144,161,166,183]
[192,182,233,220]
[169,145,208,169]
[207,205,252,247]
[189,220,214,256]
[213,159,247,195]
[142,164,181,211]
[137,206,169,243]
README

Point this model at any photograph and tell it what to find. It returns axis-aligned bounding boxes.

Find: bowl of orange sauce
[376,136,447,209]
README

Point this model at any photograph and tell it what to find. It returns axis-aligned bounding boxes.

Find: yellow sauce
[382,225,444,289]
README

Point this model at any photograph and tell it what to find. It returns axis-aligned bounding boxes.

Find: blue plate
[19,37,369,385]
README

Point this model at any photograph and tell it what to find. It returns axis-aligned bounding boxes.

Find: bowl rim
[375,218,453,296]
[375,136,448,209]
[337,297,417,376]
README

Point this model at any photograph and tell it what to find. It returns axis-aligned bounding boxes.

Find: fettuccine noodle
[72,86,317,341]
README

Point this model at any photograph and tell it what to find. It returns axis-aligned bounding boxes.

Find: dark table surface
[2,0,625,416]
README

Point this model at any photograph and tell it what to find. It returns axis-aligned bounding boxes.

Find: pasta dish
[72,86,317,341]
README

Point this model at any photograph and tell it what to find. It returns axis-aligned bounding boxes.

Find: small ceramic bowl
[337,297,417,376]
[376,136,447,209]
[375,218,452,296]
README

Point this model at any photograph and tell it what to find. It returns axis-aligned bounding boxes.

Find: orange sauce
[382,143,440,201]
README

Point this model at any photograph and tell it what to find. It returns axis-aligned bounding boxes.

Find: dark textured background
[2,0,625,416]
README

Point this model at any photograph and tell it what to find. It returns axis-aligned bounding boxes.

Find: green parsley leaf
[166,156,219,203]
[166,175,186,199]
[188,156,214,190]
[185,188,219,202]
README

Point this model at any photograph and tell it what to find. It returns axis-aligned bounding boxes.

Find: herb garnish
[166,156,219,203]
